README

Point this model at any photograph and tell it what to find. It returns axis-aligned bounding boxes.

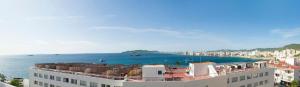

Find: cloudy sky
[0,0,300,54]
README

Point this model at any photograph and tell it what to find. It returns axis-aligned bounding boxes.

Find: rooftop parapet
[33,61,269,82]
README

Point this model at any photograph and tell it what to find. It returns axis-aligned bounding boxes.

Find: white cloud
[24,16,84,21]
[92,26,181,35]
[91,26,222,39]
[271,28,300,38]
[91,26,234,50]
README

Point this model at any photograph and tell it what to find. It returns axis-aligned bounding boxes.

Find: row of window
[34,81,60,87]
[34,73,117,87]
[239,80,269,87]
[229,72,269,83]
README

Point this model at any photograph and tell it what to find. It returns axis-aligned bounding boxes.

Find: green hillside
[282,44,300,50]
[211,44,300,52]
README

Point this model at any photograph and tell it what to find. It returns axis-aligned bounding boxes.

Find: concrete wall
[189,63,214,76]
[29,68,124,87]
[142,65,165,81]
[124,68,274,87]
[226,68,274,87]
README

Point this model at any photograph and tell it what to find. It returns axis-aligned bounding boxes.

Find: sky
[1,0,300,54]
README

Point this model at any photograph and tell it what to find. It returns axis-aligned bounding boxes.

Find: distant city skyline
[1,0,300,54]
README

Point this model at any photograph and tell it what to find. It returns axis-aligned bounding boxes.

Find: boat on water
[99,58,106,63]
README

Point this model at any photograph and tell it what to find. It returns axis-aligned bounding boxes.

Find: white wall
[142,65,165,81]
[0,82,15,87]
[123,76,227,87]
[29,68,124,87]
[189,63,214,77]
[124,68,274,87]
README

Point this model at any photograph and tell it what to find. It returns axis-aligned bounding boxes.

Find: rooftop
[268,61,300,70]
[33,61,267,82]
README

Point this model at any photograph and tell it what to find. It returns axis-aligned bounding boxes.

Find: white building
[269,60,300,85]
[30,61,274,87]
[142,65,166,81]
[270,49,300,85]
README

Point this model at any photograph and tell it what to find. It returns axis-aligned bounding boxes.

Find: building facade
[29,61,274,87]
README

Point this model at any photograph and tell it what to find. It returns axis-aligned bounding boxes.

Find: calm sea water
[0,53,257,79]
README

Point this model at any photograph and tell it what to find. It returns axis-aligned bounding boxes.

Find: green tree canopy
[290,80,299,87]
[0,73,6,82]
[10,79,21,87]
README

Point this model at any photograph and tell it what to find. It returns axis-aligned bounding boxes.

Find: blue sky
[1,0,300,54]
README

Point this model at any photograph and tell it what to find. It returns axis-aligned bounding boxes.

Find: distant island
[122,50,161,56]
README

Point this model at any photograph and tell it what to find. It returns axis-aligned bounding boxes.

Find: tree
[10,79,21,87]
[290,80,299,87]
[0,73,6,82]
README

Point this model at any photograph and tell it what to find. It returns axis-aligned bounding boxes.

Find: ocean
[0,53,257,79]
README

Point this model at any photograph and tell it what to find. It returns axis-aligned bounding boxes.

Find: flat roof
[143,65,165,67]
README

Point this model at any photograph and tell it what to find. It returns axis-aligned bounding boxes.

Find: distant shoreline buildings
[182,49,300,59]
[182,44,300,86]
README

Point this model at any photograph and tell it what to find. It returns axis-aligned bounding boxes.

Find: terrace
[34,63,142,80]
[268,61,300,70]
[33,62,266,82]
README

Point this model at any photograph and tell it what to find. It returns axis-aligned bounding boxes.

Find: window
[240,85,245,87]
[50,75,55,80]
[253,73,258,78]
[34,81,38,85]
[56,76,61,81]
[106,85,110,87]
[227,78,230,83]
[231,77,238,83]
[34,73,38,77]
[63,78,69,83]
[101,84,105,87]
[90,82,98,87]
[80,80,87,86]
[158,70,162,75]
[265,80,268,84]
[240,75,245,81]
[247,74,252,79]
[265,72,269,76]
[254,82,258,87]
[259,73,263,77]
[44,83,48,87]
[39,74,43,78]
[44,74,48,79]
[71,79,77,84]
[39,82,43,86]
[286,70,292,74]
[50,84,55,87]
[259,81,263,85]
[247,84,252,87]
